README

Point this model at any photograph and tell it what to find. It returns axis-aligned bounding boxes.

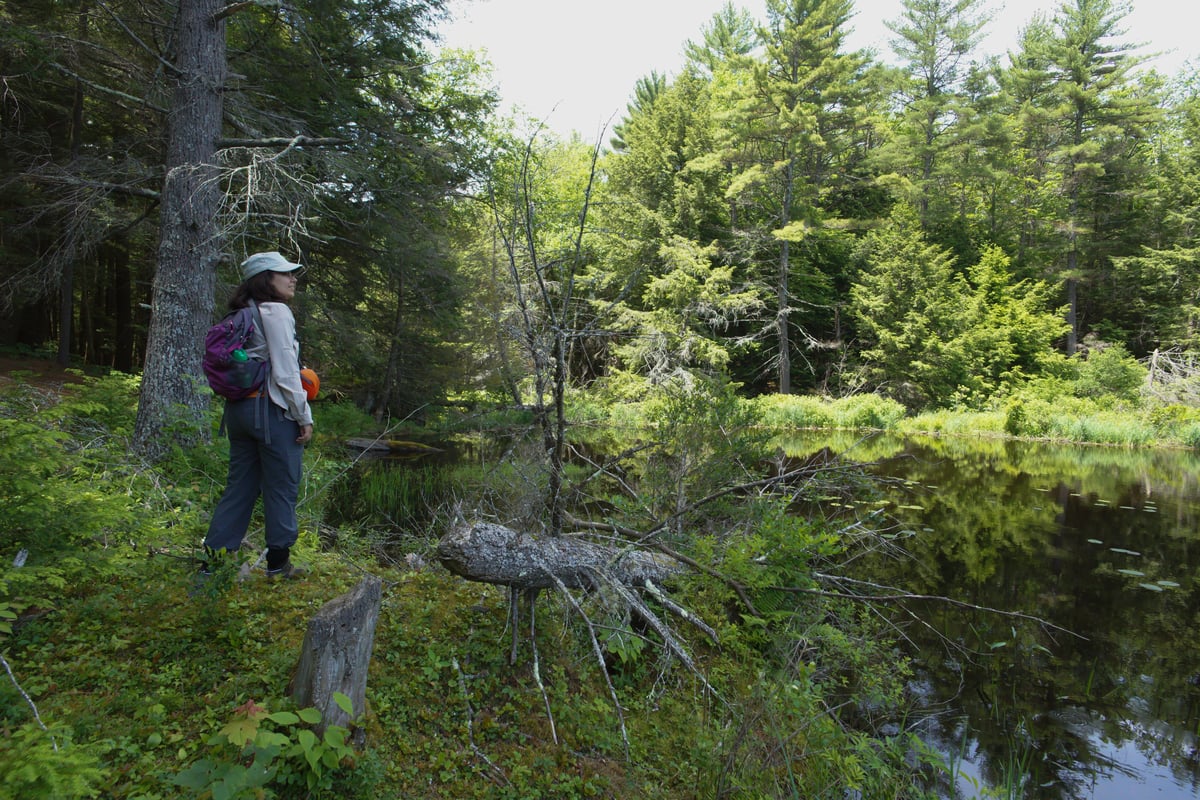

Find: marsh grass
[740,386,1198,450]
[746,393,907,430]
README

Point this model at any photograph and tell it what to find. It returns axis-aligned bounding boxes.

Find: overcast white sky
[437,0,1198,140]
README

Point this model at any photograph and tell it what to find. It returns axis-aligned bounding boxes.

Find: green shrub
[749,393,907,431]
[1004,398,1026,436]
[41,372,140,437]
[173,697,364,799]
[310,398,380,441]
[1074,344,1146,401]
[1181,422,1200,450]
[0,420,134,560]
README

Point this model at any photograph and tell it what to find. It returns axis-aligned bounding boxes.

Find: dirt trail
[0,357,91,391]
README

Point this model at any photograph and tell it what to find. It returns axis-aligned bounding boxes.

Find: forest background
[3,0,1200,797]
[3,0,1199,441]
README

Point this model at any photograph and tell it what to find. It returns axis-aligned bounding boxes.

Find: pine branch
[213,1,262,24]
[47,62,167,113]
[31,174,160,200]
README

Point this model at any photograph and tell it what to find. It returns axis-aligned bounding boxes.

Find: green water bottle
[231,348,248,362]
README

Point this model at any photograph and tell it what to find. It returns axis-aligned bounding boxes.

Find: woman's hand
[297,424,313,445]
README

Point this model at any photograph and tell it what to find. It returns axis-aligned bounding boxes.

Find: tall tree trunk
[57,259,75,368]
[548,326,566,535]
[58,0,89,368]
[490,233,522,406]
[111,237,135,373]
[1065,268,1078,356]
[132,0,225,459]
[777,159,793,395]
[379,274,405,421]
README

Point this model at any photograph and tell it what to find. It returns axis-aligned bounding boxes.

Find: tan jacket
[245,302,313,426]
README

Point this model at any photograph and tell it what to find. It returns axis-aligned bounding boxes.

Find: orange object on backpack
[300,367,320,401]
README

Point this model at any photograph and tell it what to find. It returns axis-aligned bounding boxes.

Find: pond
[776,433,1200,799]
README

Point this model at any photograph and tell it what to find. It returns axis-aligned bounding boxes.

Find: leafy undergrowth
[3,550,940,799]
[0,551,936,800]
[0,370,937,799]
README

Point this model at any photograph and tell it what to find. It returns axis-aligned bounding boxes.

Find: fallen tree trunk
[438,520,720,713]
[437,521,683,590]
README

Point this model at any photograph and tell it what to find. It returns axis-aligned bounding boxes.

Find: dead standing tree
[444,129,734,752]
[487,126,594,538]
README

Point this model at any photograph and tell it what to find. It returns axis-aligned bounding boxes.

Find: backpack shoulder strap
[248,300,272,386]
[248,300,266,334]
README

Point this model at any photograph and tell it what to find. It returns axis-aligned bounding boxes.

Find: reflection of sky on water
[794,432,1200,799]
[1083,733,1196,799]
[925,680,1199,798]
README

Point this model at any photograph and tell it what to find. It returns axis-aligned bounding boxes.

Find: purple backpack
[203,303,269,400]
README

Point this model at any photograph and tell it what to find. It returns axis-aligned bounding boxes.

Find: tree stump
[290,575,383,734]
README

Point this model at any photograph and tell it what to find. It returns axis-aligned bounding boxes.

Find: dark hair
[229,271,288,310]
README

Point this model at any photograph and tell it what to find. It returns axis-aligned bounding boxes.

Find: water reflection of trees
[784,434,1200,798]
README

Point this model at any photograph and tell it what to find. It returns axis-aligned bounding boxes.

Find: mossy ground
[0,366,938,799]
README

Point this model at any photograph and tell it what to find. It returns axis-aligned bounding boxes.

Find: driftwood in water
[345,437,443,456]
[290,576,383,735]
[437,521,683,590]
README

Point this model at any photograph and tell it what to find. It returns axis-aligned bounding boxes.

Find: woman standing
[203,251,313,580]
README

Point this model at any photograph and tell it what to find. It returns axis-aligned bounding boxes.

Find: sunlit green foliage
[851,210,1072,408]
[1073,342,1147,401]
[0,724,106,800]
[749,392,907,430]
[850,207,975,405]
[607,236,763,383]
[172,698,365,798]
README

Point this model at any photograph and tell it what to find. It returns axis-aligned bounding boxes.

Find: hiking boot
[264,561,309,581]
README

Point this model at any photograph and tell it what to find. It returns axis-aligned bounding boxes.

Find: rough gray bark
[439,522,719,705]
[290,576,383,735]
[436,521,683,590]
[132,0,225,459]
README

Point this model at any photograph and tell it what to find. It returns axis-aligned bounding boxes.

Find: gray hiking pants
[204,396,303,554]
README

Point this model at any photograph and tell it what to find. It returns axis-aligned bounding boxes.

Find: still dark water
[778,433,1200,799]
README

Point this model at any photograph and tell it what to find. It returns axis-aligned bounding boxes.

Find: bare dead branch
[451,657,509,786]
[217,136,351,149]
[797,572,1087,639]
[28,173,160,200]
[95,0,178,76]
[602,573,722,702]
[527,592,558,746]
[212,0,260,23]
[46,61,167,113]
[1,654,56,751]
[544,568,631,760]
[642,579,720,645]
[563,512,762,618]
